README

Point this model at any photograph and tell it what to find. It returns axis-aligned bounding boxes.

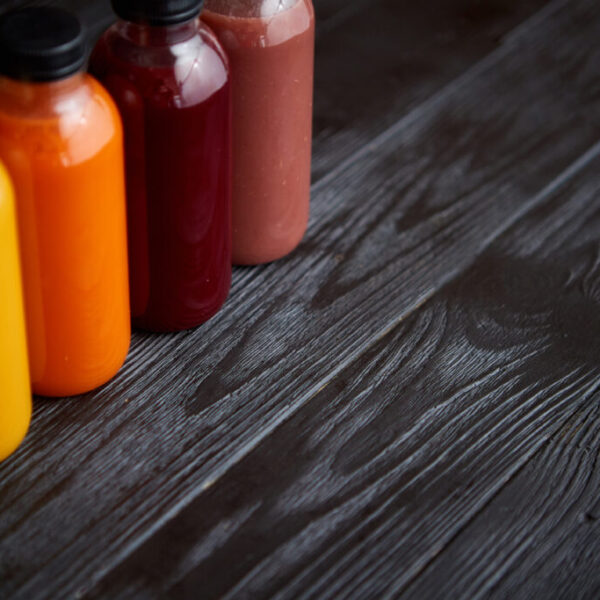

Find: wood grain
[403,400,600,600]
[310,0,550,180]
[1,0,599,598]
[86,152,600,598]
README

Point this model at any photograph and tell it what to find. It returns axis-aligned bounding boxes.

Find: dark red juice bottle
[90,0,232,332]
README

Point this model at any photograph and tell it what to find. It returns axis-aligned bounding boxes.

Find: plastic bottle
[202,0,315,265]
[0,7,131,397]
[90,0,232,332]
[0,161,31,460]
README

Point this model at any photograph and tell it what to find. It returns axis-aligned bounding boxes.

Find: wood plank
[0,0,598,597]
[310,0,550,180]
[87,137,600,600]
[402,400,600,599]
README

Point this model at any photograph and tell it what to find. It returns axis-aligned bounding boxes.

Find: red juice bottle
[90,0,232,332]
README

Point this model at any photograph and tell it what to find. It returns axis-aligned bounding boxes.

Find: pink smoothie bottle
[201,0,315,265]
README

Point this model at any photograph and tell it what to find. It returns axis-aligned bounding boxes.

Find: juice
[90,11,232,332]
[0,7,131,397]
[0,161,31,460]
[202,0,315,265]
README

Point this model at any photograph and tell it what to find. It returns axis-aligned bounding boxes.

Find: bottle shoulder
[202,0,315,48]
[0,75,122,166]
[203,0,314,20]
[91,21,230,108]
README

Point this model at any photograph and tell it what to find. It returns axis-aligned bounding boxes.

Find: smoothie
[202,0,315,265]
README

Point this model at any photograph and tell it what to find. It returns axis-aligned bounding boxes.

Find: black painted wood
[404,400,600,599]
[2,0,600,598]
[311,0,550,181]
[88,149,600,598]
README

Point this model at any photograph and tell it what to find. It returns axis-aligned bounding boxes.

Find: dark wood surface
[2,0,600,598]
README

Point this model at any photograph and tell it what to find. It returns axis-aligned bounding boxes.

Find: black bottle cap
[111,0,204,26]
[0,7,86,83]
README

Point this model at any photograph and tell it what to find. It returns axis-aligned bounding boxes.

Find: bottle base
[132,294,230,333]
[32,343,130,398]
[232,228,308,266]
[0,413,31,462]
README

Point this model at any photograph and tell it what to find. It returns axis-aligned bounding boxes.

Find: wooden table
[2,0,600,597]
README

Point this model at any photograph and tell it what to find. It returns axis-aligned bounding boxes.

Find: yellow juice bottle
[0,160,31,461]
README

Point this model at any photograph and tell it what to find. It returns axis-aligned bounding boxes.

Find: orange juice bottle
[0,161,31,460]
[0,7,131,397]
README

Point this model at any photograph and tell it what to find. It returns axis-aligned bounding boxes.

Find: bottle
[90,0,232,332]
[201,0,315,265]
[0,161,31,461]
[0,7,131,397]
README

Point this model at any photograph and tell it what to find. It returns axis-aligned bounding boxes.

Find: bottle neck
[116,18,200,46]
[0,72,87,117]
